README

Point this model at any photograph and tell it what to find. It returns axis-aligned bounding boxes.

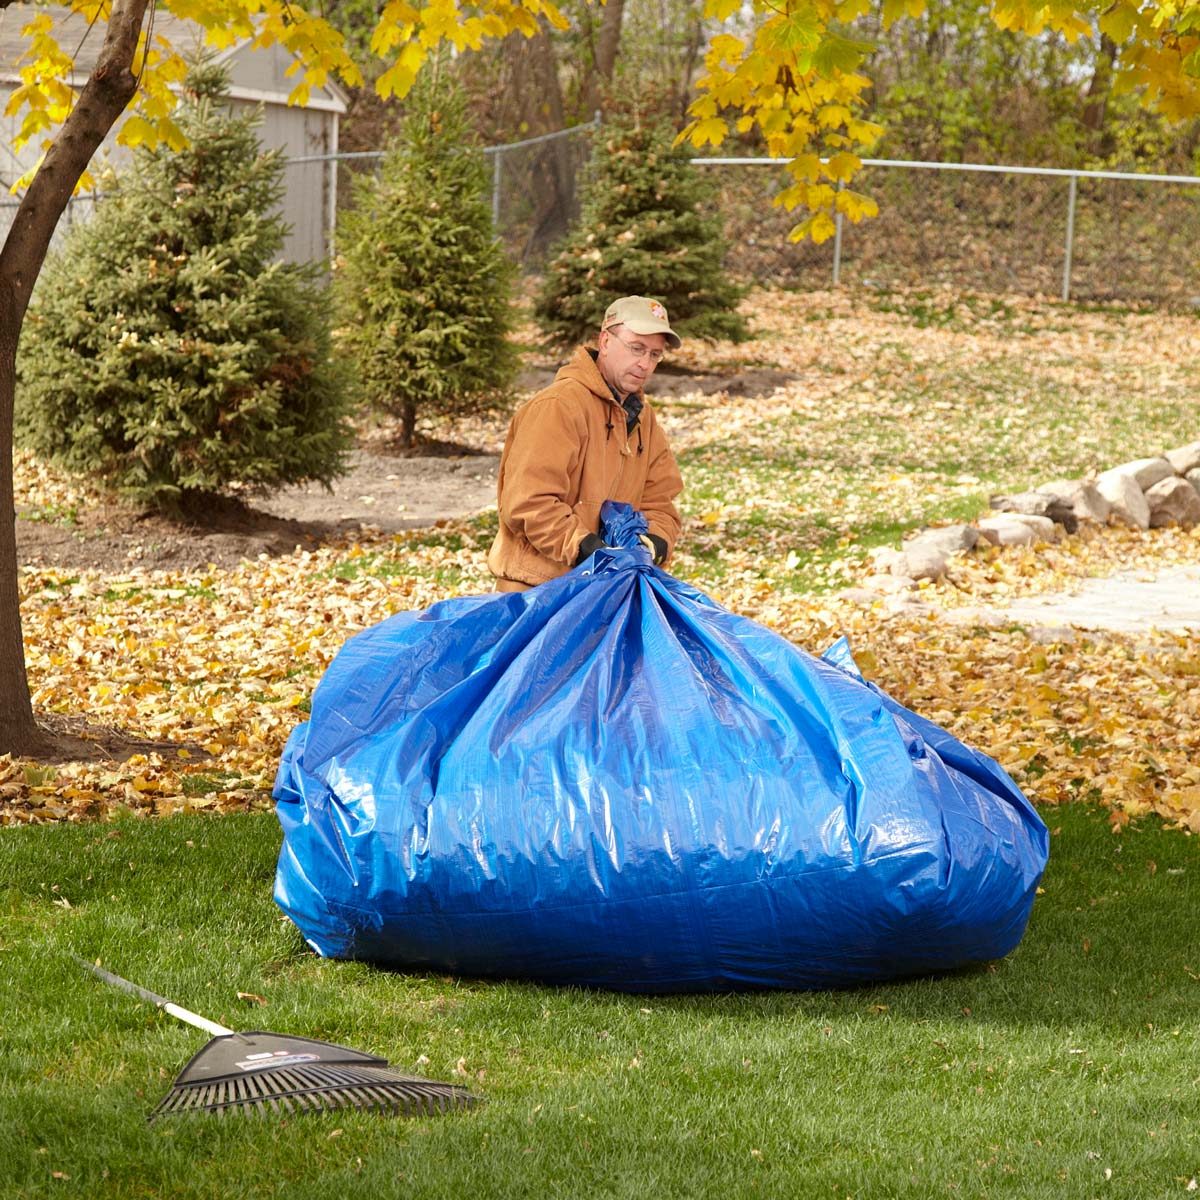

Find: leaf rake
[77,958,478,1122]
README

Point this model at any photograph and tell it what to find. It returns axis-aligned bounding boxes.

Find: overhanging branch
[0,0,151,319]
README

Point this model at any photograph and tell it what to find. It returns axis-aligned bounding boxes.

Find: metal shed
[0,3,346,265]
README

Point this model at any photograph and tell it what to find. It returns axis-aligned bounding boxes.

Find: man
[487,296,684,592]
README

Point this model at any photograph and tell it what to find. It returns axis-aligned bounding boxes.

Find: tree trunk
[0,0,149,757]
[583,0,625,114]
[0,286,41,752]
[1082,35,1118,137]
[676,16,707,122]
[525,20,568,133]
[515,22,579,261]
[594,0,625,83]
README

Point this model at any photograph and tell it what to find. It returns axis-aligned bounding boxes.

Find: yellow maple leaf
[687,116,728,148]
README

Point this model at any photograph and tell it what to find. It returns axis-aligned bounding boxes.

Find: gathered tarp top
[274,502,1048,993]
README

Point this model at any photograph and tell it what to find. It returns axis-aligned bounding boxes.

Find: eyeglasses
[608,330,666,364]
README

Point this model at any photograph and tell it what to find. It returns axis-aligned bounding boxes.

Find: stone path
[956,565,1200,634]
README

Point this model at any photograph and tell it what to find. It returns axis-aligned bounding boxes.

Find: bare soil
[16,450,502,573]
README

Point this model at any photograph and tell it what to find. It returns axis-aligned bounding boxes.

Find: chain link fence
[313,118,600,270]
[0,189,102,259]
[696,158,1200,307]
[9,122,1198,308]
[331,135,1199,306]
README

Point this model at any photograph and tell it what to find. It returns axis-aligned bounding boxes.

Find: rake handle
[75,957,235,1038]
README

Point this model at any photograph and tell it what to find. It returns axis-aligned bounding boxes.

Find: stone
[977,514,1038,546]
[1008,513,1061,542]
[1036,478,1111,524]
[859,573,919,593]
[1145,476,1200,528]
[901,544,949,581]
[839,588,884,605]
[867,546,908,575]
[883,594,933,618]
[1110,456,1175,491]
[1026,625,1078,646]
[992,489,1078,532]
[1188,468,1200,492]
[990,490,1052,517]
[904,524,980,556]
[1095,468,1151,529]
[1165,441,1200,476]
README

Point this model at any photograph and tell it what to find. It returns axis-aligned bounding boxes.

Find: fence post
[491,148,502,230]
[1062,173,1078,302]
[832,181,844,287]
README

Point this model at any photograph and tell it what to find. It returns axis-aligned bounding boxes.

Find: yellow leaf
[16,108,52,146]
[116,114,155,148]
[824,150,861,182]
[705,0,743,19]
[688,116,728,148]
[834,188,879,222]
[1099,2,1138,43]
[790,211,838,243]
[790,152,823,182]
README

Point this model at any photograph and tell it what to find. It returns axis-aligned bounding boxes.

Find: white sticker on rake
[235,1051,321,1072]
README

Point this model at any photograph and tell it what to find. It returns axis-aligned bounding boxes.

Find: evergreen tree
[334,73,516,448]
[16,65,351,512]
[535,119,749,347]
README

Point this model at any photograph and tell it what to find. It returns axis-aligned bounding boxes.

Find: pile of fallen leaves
[5,286,1199,833]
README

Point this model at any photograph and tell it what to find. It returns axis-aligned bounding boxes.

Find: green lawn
[2,805,1197,1199]
[7,287,1200,1196]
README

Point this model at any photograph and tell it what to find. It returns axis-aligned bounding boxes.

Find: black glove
[638,533,669,564]
[574,533,608,565]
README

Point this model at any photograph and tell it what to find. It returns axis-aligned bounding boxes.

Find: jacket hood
[558,346,628,407]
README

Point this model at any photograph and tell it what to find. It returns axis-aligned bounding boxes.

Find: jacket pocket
[572,499,603,535]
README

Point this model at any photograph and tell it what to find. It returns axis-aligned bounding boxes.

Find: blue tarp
[274,503,1048,993]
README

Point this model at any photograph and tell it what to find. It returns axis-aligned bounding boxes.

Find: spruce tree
[334,73,516,448]
[535,119,749,347]
[16,65,351,512]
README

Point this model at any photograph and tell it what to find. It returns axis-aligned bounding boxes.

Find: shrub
[334,75,517,448]
[16,65,352,511]
[534,118,749,347]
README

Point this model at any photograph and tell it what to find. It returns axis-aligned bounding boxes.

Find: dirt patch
[17,449,501,573]
[23,713,209,765]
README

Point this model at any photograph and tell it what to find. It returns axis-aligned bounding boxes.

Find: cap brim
[622,320,682,350]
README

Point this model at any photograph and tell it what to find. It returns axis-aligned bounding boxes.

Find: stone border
[844,439,1200,611]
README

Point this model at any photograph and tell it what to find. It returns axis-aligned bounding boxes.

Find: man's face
[596,325,669,397]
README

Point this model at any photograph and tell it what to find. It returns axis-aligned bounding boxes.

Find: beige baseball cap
[601,295,681,350]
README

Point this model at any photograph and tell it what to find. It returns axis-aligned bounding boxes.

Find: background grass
[2,804,1198,1200]
[663,289,1200,594]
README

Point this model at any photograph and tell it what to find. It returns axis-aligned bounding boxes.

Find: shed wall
[0,38,342,267]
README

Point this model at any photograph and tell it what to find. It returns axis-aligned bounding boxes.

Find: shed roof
[0,3,347,113]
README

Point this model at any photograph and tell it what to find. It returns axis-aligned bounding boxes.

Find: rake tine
[79,958,480,1122]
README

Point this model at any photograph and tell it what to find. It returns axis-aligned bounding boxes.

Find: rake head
[151,1030,478,1121]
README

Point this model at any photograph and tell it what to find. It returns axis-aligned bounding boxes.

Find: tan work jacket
[487,347,683,588]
